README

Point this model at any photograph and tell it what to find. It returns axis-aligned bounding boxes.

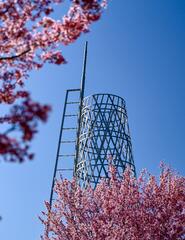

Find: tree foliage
[40,165,185,240]
[0,0,107,162]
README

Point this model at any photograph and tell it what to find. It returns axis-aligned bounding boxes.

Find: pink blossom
[40,165,185,239]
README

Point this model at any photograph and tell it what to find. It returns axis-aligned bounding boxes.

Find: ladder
[49,41,88,207]
[49,88,81,206]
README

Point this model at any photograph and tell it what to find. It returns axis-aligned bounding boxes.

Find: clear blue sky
[0,0,185,239]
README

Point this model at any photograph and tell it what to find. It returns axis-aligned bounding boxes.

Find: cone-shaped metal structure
[75,93,136,188]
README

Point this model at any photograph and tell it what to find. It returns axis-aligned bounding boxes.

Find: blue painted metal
[50,42,136,206]
[75,93,136,188]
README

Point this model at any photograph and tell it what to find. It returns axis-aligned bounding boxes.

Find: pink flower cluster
[40,165,185,239]
[0,95,51,162]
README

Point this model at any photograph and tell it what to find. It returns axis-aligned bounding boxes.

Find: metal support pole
[74,41,88,174]
[80,41,88,100]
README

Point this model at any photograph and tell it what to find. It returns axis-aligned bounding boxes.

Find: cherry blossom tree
[40,165,185,240]
[0,0,107,162]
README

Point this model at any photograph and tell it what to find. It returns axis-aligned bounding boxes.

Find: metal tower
[75,93,136,188]
[49,42,136,206]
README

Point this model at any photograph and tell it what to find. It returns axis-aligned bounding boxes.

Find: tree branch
[3,125,16,135]
[0,6,11,16]
[0,48,31,61]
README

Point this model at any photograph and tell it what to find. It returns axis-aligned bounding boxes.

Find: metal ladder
[49,88,81,206]
[49,42,88,207]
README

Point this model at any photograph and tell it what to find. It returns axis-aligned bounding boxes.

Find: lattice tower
[75,93,136,188]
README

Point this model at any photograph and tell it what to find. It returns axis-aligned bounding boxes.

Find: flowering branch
[0,0,108,162]
[40,164,185,240]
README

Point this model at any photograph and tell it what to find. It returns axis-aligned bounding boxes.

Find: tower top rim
[83,93,126,104]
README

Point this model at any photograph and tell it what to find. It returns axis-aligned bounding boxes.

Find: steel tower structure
[49,42,136,206]
[75,93,136,188]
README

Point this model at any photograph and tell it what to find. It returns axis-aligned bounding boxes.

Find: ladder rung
[66,101,79,104]
[67,88,80,92]
[65,114,78,117]
[57,168,73,171]
[61,140,76,143]
[59,154,75,157]
[62,127,77,130]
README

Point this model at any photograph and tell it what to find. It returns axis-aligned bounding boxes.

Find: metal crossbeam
[66,101,79,104]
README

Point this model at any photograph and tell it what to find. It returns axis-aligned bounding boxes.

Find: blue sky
[0,0,185,239]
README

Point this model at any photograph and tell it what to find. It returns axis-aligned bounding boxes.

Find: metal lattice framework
[49,43,136,209]
[75,93,136,188]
